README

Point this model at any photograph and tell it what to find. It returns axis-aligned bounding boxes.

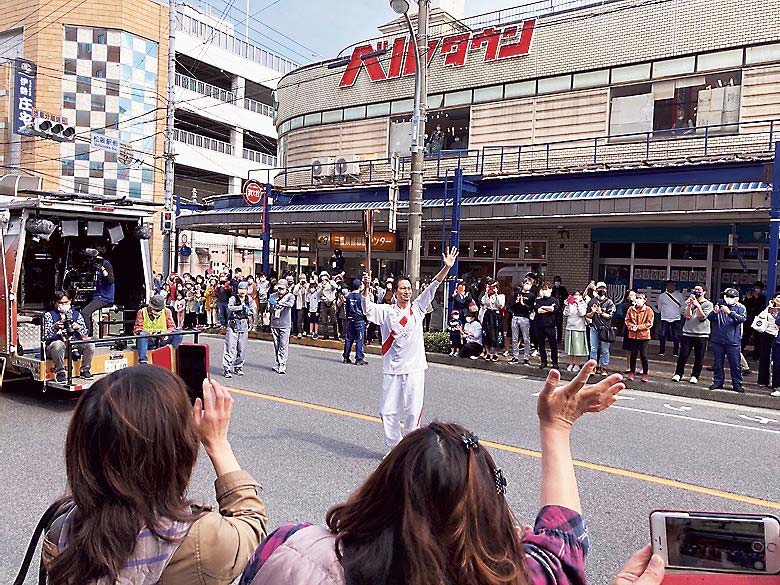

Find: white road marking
[738,414,779,425]
[615,395,635,401]
[613,405,780,435]
[664,403,693,412]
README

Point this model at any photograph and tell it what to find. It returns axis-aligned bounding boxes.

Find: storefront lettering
[338,19,536,88]
[331,232,396,251]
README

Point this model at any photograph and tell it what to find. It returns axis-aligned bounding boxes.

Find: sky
[190,0,543,64]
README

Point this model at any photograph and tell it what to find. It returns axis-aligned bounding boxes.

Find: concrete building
[0,0,292,273]
[180,0,780,306]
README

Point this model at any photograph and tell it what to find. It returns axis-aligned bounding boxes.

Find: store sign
[243,180,266,206]
[331,232,396,251]
[339,20,536,88]
[12,59,37,136]
[31,108,68,124]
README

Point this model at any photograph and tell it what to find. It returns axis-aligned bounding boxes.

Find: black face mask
[597,291,606,298]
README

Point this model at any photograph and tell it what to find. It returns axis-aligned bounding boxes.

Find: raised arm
[536,361,624,512]
[433,246,459,284]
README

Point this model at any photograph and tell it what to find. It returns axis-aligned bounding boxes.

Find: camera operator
[42,291,94,383]
[81,248,115,336]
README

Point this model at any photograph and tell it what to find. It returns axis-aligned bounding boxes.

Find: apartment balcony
[174,128,275,177]
[174,73,276,138]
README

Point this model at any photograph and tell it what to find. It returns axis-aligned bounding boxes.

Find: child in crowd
[447,310,463,356]
[306,282,320,338]
[564,290,589,372]
[173,292,186,329]
[183,286,197,329]
[625,292,655,382]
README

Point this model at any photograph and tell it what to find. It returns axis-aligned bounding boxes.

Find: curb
[217,330,780,411]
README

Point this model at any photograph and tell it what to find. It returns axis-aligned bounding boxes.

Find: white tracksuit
[363,280,439,448]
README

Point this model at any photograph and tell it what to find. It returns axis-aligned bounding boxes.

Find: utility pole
[405,0,429,290]
[162,0,177,276]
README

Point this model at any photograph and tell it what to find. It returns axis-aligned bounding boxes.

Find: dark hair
[47,366,203,585]
[393,276,412,291]
[540,281,553,289]
[326,422,530,585]
[53,290,70,303]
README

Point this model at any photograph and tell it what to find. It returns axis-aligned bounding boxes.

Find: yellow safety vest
[142,308,167,334]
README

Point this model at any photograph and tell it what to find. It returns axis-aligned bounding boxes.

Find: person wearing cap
[585,282,616,375]
[269,280,296,374]
[80,248,115,337]
[343,279,368,365]
[133,295,181,364]
[318,271,339,340]
[223,281,253,378]
[708,287,747,392]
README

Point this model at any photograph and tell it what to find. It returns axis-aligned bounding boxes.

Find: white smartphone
[650,510,780,574]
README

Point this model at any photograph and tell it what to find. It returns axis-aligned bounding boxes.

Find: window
[634,242,668,259]
[343,105,366,121]
[428,241,442,257]
[505,80,535,98]
[671,244,707,260]
[89,162,103,178]
[322,110,342,124]
[391,99,413,114]
[304,112,321,127]
[574,69,609,89]
[458,242,471,257]
[444,89,472,107]
[612,63,651,84]
[598,242,632,258]
[473,241,494,258]
[697,49,743,72]
[63,92,76,108]
[538,75,571,94]
[746,43,780,65]
[64,59,76,75]
[498,241,521,259]
[61,160,74,176]
[653,56,696,78]
[427,94,444,109]
[523,242,546,260]
[474,85,503,103]
[367,102,390,117]
[425,106,470,151]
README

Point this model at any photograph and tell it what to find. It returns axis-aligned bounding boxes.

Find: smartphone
[650,510,780,574]
[176,343,210,405]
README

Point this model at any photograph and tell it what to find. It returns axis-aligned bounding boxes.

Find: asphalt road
[2,335,779,584]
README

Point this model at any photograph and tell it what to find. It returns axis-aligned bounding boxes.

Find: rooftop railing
[174,128,234,155]
[251,118,779,189]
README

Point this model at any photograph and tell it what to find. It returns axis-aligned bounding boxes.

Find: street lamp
[389,0,429,291]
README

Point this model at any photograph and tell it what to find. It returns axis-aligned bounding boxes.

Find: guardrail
[244,98,274,118]
[174,128,234,155]
[175,73,235,104]
[243,148,277,166]
[249,118,779,189]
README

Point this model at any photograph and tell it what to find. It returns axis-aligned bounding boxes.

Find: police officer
[343,279,368,365]
[222,281,252,378]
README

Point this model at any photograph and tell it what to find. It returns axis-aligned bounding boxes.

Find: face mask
[452,314,459,320]
[724,296,738,306]
[574,295,582,302]
[597,290,607,298]
[522,284,531,291]
[635,299,646,307]
[693,291,703,298]
[541,289,551,298]
[554,282,561,287]
[58,304,71,313]
[387,284,393,290]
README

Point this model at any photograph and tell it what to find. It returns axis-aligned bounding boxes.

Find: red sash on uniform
[381,306,413,356]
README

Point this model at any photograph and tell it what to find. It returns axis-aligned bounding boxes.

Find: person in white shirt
[362,247,458,449]
[656,280,684,356]
[459,312,484,359]
[564,291,589,372]
[292,274,309,338]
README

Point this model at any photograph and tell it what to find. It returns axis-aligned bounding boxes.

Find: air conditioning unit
[334,154,360,177]
[311,157,334,179]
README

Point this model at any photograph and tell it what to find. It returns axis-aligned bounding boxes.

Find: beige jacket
[43,470,267,585]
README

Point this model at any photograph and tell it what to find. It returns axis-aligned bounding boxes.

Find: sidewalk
[222,329,780,411]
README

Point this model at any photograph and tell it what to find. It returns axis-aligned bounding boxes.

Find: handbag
[14,497,73,585]
[597,324,617,343]
[752,312,769,334]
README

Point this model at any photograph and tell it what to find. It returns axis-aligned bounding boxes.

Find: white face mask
[635,299,646,307]
[58,304,71,313]
[541,289,551,298]
[724,296,738,306]
[387,283,393,290]
[522,284,531,291]
[574,295,582,302]
[466,317,474,322]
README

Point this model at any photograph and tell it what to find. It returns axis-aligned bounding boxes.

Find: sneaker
[771,389,780,397]
[523,359,530,365]
[673,353,679,357]
[599,367,609,376]
[469,355,479,360]
[492,355,499,362]
[342,357,353,364]
[641,374,649,383]
[79,368,93,379]
[658,353,665,357]
[689,376,698,384]
[627,372,635,381]
[278,369,286,375]
[503,351,510,357]
[566,364,573,371]
[572,365,580,372]
[732,384,744,393]
[507,358,519,364]
[234,367,244,376]
[708,383,723,390]
[532,350,540,357]
[223,370,233,379]
[355,359,368,366]
[55,371,67,383]
[297,334,303,339]
[671,374,681,382]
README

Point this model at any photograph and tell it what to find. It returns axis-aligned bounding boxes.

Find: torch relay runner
[362,247,459,449]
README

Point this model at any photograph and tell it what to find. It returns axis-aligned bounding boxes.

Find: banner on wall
[12,59,37,136]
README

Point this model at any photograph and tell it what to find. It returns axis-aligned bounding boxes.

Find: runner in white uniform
[362,247,458,448]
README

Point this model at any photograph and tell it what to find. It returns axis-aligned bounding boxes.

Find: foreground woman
[241,361,662,585]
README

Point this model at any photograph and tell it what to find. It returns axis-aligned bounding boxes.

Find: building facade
[180,0,780,304]
[0,0,291,273]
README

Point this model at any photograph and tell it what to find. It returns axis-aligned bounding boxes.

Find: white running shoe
[566,364,573,371]
[671,374,681,382]
[572,365,580,372]
[469,355,479,360]
[532,350,540,357]
[689,376,698,384]
[771,389,780,397]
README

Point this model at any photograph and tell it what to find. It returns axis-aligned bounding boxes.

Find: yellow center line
[227,386,780,510]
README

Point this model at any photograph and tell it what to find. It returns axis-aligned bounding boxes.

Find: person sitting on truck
[80,248,115,337]
[42,291,95,383]
[133,295,182,364]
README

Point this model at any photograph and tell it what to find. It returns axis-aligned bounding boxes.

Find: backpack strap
[13,496,73,585]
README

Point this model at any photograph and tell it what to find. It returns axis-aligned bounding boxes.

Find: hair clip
[460,432,479,451]
[493,468,507,495]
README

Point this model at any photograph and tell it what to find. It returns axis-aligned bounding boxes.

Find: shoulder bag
[752,311,769,334]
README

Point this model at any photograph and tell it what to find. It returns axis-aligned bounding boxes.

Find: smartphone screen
[176,344,209,405]
[665,517,767,573]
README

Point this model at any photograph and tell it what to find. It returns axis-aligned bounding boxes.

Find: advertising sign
[12,59,37,136]
[331,232,396,252]
[243,180,266,206]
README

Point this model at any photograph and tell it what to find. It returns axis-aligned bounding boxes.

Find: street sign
[243,180,265,206]
[91,133,119,153]
[13,59,37,136]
